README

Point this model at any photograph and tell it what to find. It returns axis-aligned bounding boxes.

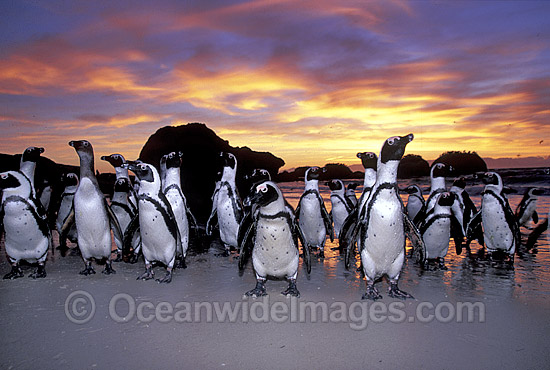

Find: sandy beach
[1,215,549,370]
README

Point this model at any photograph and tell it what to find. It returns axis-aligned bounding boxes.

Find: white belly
[139,200,176,267]
[216,189,239,248]
[422,217,451,259]
[165,189,189,256]
[299,195,326,247]
[482,196,514,252]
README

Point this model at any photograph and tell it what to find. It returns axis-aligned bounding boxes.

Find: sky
[1,0,549,173]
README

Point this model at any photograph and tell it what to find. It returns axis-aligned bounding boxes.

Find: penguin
[206,152,243,256]
[126,162,179,283]
[356,134,415,300]
[161,151,197,269]
[101,153,138,212]
[0,170,51,279]
[110,177,140,261]
[414,163,449,225]
[345,183,359,208]
[515,187,544,228]
[239,181,308,297]
[19,146,44,198]
[56,172,79,255]
[38,179,52,215]
[403,185,425,224]
[449,177,477,235]
[66,140,121,275]
[295,166,333,258]
[339,152,377,265]
[418,192,462,270]
[466,172,520,263]
[326,179,353,237]
[526,207,549,249]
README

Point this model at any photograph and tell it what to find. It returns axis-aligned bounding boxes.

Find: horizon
[1,1,549,173]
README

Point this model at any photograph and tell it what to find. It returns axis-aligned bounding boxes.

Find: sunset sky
[1,0,549,173]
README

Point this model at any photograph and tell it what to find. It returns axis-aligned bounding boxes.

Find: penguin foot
[245,281,267,298]
[362,285,382,300]
[156,271,173,284]
[3,266,24,280]
[137,267,154,281]
[102,264,116,275]
[319,250,325,258]
[113,252,123,262]
[388,283,414,300]
[128,254,140,264]
[79,265,96,276]
[215,250,230,257]
[29,265,47,279]
[57,244,69,257]
[175,257,187,269]
[281,281,300,297]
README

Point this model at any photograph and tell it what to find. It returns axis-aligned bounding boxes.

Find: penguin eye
[1,173,8,180]
[387,137,397,145]
[83,141,89,147]
[257,184,268,193]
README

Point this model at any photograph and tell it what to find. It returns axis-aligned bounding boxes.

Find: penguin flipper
[318,193,334,242]
[123,214,140,260]
[295,221,311,275]
[533,211,539,225]
[60,207,76,252]
[450,214,464,255]
[526,218,549,249]
[466,210,483,247]
[403,213,426,265]
[105,199,123,253]
[206,205,218,236]
[238,213,255,271]
[413,205,426,226]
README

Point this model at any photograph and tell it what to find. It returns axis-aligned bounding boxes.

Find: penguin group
[0,139,547,302]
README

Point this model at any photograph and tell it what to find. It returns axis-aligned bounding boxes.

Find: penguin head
[101,154,125,168]
[357,152,377,170]
[0,171,23,190]
[437,192,456,207]
[126,161,155,183]
[305,166,325,181]
[246,169,271,183]
[163,151,183,169]
[431,163,449,178]
[403,184,422,195]
[21,146,44,163]
[379,134,414,164]
[114,178,130,192]
[452,177,467,189]
[69,140,94,160]
[526,187,544,197]
[220,152,237,170]
[62,172,79,187]
[250,181,281,208]
[347,183,358,191]
[481,172,502,187]
[326,179,344,191]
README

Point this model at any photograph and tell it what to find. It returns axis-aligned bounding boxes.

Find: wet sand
[1,231,549,370]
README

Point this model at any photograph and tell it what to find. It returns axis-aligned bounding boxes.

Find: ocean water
[279,167,550,303]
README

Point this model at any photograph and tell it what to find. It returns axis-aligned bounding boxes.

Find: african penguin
[206,152,243,256]
[0,170,51,279]
[239,181,305,297]
[466,172,519,263]
[404,185,425,224]
[67,140,121,275]
[515,187,544,228]
[418,192,461,270]
[345,183,359,208]
[414,163,449,225]
[126,162,179,283]
[449,177,477,235]
[56,172,79,255]
[110,177,140,261]
[162,151,197,269]
[326,179,352,237]
[19,146,44,198]
[358,134,415,300]
[295,167,333,258]
[101,153,138,212]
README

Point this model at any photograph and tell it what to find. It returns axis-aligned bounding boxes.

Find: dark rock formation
[138,123,285,225]
[432,151,487,175]
[398,154,431,178]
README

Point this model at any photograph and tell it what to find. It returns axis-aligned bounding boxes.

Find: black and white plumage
[356,134,416,300]
[414,163,449,225]
[0,171,51,279]
[295,167,333,258]
[515,187,544,228]
[404,185,425,224]
[345,183,359,208]
[56,172,78,254]
[239,181,307,297]
[101,153,138,212]
[161,151,197,269]
[466,172,520,262]
[326,179,353,237]
[19,146,44,199]
[449,177,477,236]
[206,152,243,255]
[418,192,462,270]
[66,140,121,276]
[339,152,377,263]
[126,162,179,283]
